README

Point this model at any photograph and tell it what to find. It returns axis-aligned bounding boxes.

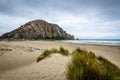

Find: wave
[57,39,120,46]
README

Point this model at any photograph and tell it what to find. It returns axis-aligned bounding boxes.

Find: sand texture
[0,41,120,80]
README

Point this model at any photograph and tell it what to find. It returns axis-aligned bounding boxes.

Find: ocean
[57,39,120,46]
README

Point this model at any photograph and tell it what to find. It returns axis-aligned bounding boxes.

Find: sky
[0,0,120,39]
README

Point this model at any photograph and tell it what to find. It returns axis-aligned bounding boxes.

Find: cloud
[0,13,30,34]
[0,0,120,39]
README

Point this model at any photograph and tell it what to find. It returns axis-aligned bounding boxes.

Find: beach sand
[0,41,120,80]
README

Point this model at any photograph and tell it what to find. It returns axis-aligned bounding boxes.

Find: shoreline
[1,40,120,47]
[55,40,120,46]
[55,41,120,47]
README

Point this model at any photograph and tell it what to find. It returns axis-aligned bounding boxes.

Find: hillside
[0,20,74,40]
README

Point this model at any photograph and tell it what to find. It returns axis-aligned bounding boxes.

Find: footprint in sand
[0,52,4,56]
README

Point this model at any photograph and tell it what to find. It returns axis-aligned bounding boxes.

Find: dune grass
[98,56,120,80]
[66,48,120,80]
[37,49,51,62]
[0,48,12,51]
[37,47,69,62]
[37,47,120,80]
[59,47,69,56]
[50,48,58,53]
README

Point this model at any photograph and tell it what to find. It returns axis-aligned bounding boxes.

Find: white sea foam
[57,39,120,46]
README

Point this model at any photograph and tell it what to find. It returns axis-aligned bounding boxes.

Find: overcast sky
[0,0,120,39]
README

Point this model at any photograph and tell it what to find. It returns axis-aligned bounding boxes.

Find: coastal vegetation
[59,47,69,56]
[36,47,69,62]
[66,48,120,80]
[37,47,120,80]
[0,48,12,51]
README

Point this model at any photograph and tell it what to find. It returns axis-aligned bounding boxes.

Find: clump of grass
[71,48,87,55]
[37,47,69,62]
[37,50,51,62]
[98,56,120,80]
[34,48,40,50]
[66,48,120,80]
[66,48,104,80]
[59,47,70,56]
[0,48,12,51]
[50,48,58,53]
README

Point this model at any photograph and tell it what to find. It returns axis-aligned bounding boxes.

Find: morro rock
[0,19,74,40]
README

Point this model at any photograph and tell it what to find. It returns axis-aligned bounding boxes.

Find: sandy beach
[0,41,120,80]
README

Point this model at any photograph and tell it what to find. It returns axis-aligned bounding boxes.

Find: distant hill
[0,19,74,40]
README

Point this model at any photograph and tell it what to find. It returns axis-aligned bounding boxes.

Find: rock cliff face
[0,20,74,40]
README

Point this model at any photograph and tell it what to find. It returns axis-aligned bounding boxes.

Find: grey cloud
[0,0,120,39]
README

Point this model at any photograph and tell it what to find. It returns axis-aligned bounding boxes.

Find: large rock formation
[0,20,74,40]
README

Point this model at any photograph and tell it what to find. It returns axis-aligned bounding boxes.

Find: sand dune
[0,41,120,80]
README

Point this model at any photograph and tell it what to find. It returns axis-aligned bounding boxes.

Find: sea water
[57,39,120,46]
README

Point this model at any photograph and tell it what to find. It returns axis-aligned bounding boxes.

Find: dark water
[56,39,120,46]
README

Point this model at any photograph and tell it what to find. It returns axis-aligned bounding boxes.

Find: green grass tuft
[98,56,120,80]
[50,48,58,53]
[66,48,120,80]
[0,48,12,51]
[71,48,87,55]
[37,50,51,62]
[37,47,70,62]
[59,47,70,56]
